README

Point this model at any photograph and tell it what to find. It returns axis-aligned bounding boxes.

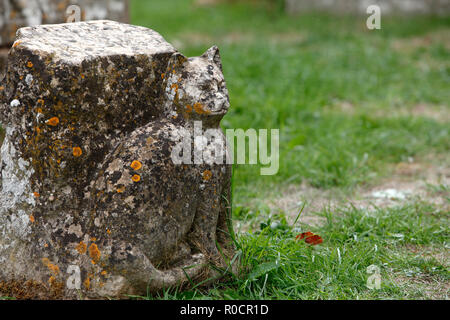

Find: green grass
[130,0,449,300]
[132,0,449,198]
[140,201,448,300]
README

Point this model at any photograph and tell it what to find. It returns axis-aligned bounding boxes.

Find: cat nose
[212,96,229,113]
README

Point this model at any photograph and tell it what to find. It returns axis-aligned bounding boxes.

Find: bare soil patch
[391,273,449,299]
[328,100,450,123]
[264,157,449,226]
[391,29,450,53]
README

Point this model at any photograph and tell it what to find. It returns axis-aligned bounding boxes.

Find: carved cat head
[163,46,230,127]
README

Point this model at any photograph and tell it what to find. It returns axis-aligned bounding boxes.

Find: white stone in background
[371,188,410,200]
[285,0,450,15]
[270,221,281,230]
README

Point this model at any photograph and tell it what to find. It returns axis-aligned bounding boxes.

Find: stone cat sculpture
[84,47,234,296]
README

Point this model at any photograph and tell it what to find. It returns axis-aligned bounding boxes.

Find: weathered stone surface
[285,0,450,15]
[0,20,235,299]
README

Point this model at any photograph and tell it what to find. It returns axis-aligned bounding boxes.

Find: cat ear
[201,45,222,71]
[166,52,187,73]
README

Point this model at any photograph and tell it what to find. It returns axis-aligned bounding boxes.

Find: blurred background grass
[131,0,449,203]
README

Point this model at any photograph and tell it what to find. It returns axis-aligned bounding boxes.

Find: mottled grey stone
[0,20,235,299]
[285,0,450,15]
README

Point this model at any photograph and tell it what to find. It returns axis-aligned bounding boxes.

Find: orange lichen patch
[76,241,87,254]
[185,104,193,113]
[47,263,60,275]
[117,186,125,193]
[132,174,141,182]
[171,83,178,91]
[44,243,48,248]
[91,260,96,265]
[130,160,142,170]
[202,170,212,181]
[88,243,101,262]
[48,276,56,285]
[84,277,90,290]
[27,61,33,68]
[33,192,40,198]
[37,98,44,106]
[0,86,4,90]
[72,146,82,157]
[90,237,97,242]
[29,214,35,223]
[81,74,85,79]
[106,229,111,235]
[101,270,107,276]
[161,73,165,79]
[12,41,21,48]
[193,102,211,115]
[46,117,59,126]
[0,279,64,299]
[41,258,60,275]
